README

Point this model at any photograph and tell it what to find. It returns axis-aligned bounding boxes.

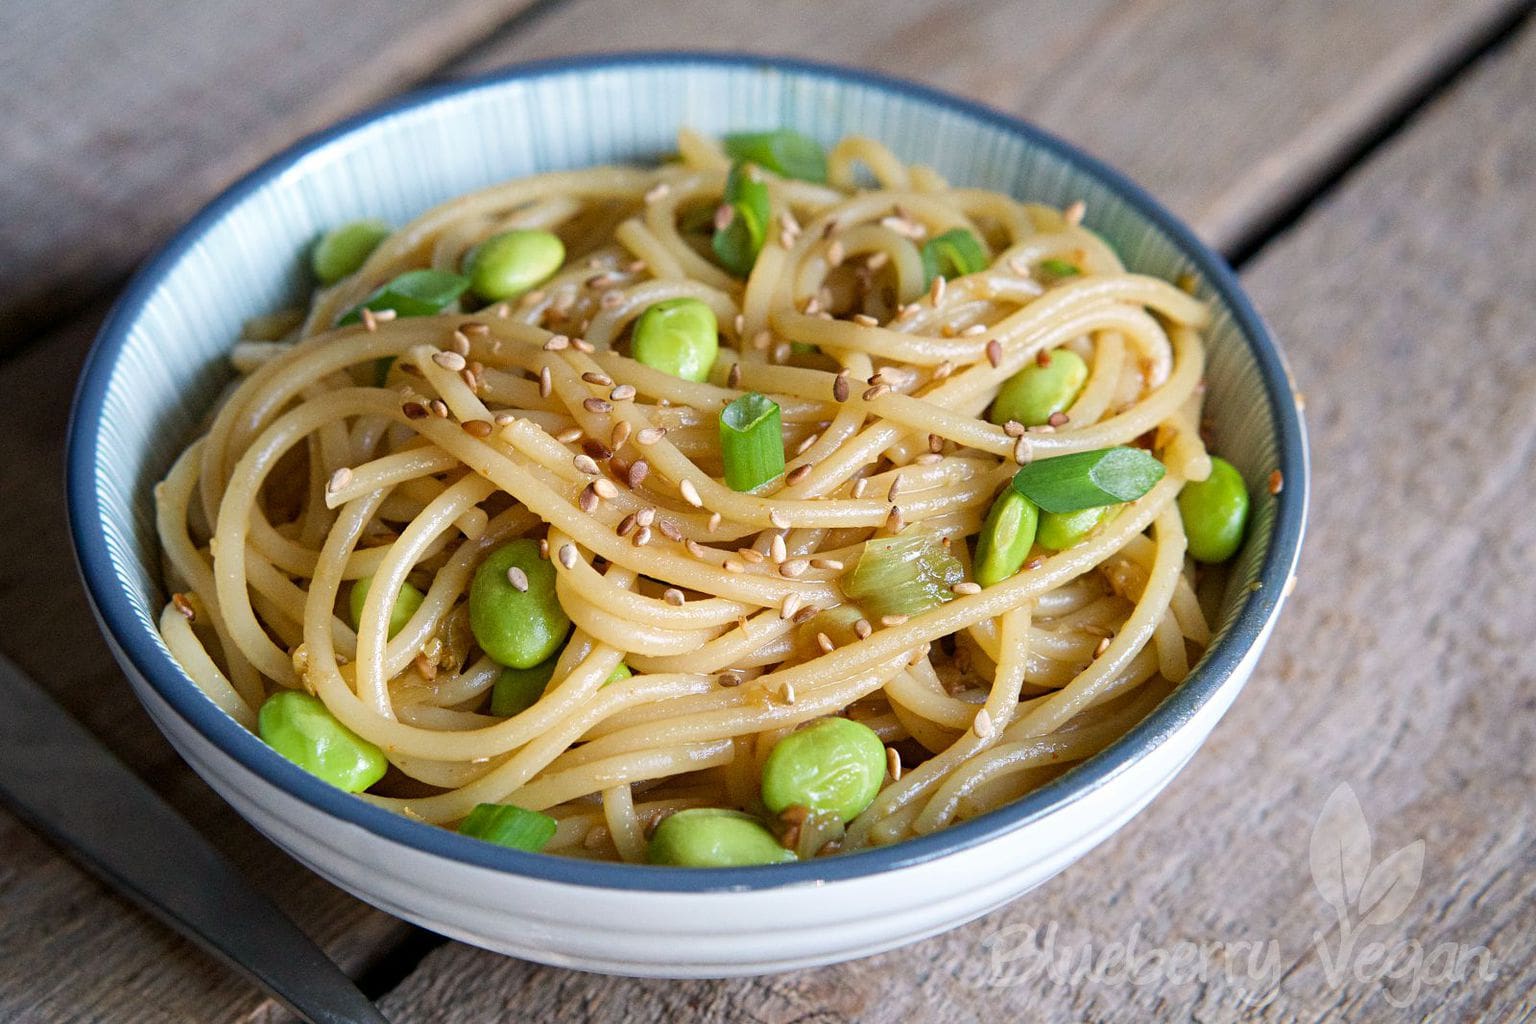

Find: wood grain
[375,17,1536,1024]
[464,0,1528,254]
[0,0,546,341]
[0,315,409,1024]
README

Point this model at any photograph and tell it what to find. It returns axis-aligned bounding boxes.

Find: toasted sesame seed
[627,460,649,489]
[505,566,529,592]
[985,339,1003,368]
[572,337,596,353]
[172,592,196,621]
[726,362,742,389]
[780,593,802,620]
[887,474,904,501]
[802,295,821,316]
[833,371,851,402]
[609,420,632,449]
[573,454,600,475]
[1025,556,1046,570]
[1094,635,1113,656]
[930,275,947,306]
[592,478,620,500]
[556,426,583,444]
[785,464,813,486]
[663,587,685,606]
[632,507,655,529]
[610,384,637,402]
[558,544,578,569]
[359,307,379,332]
[809,558,843,571]
[1048,411,1070,428]
[633,525,652,547]
[738,547,764,564]
[326,467,353,493]
[429,399,450,419]
[952,581,982,596]
[493,412,516,427]
[432,351,467,372]
[885,746,902,780]
[635,426,666,445]
[795,433,820,456]
[582,371,613,387]
[1269,469,1285,495]
[577,484,599,513]
[717,671,743,687]
[685,539,708,559]
[751,329,773,351]
[1003,419,1026,438]
[914,452,942,466]
[644,182,670,204]
[583,398,612,414]
[679,478,703,507]
[779,559,809,578]
[538,538,549,559]
[723,559,745,574]
[401,401,428,420]
[769,510,789,530]
[658,518,683,542]
[707,511,721,533]
[544,335,570,352]
[885,506,905,533]
[853,618,873,640]
[1063,200,1086,226]
[582,438,613,461]
[815,632,835,654]
[1014,436,1034,465]
[462,419,493,437]
[972,709,995,739]
[880,614,908,627]
[933,360,955,380]
[852,313,878,327]
[863,383,890,401]
[770,534,788,563]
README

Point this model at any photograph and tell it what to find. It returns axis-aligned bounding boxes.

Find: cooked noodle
[155,131,1215,862]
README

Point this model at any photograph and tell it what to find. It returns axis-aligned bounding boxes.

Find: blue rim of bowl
[67,51,1308,893]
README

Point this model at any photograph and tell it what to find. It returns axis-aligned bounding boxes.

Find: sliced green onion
[920,228,988,285]
[1011,447,1165,514]
[719,392,785,491]
[842,533,964,620]
[722,130,828,182]
[712,163,771,278]
[1038,258,1081,282]
[337,268,470,326]
[458,803,558,852]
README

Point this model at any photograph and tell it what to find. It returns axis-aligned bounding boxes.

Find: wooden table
[3,2,1534,1020]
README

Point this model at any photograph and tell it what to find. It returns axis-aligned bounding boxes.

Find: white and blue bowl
[67,54,1307,977]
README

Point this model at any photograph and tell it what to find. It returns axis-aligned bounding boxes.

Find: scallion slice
[458,803,558,852]
[1010,447,1165,513]
[1038,258,1081,282]
[842,533,964,620]
[722,130,828,182]
[719,392,785,491]
[712,163,771,278]
[337,268,470,326]
[920,228,988,285]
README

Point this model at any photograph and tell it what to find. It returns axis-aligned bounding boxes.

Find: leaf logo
[1310,783,1425,934]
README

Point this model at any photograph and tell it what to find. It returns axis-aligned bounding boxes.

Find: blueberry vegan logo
[977,783,1497,1007]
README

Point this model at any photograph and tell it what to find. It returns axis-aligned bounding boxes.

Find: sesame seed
[972,709,995,739]
[796,433,820,456]
[663,587,685,606]
[1014,436,1034,465]
[679,479,703,507]
[852,313,878,327]
[172,592,196,621]
[826,240,845,267]
[914,453,941,466]
[985,339,1003,368]
[723,559,745,574]
[885,506,906,533]
[802,296,822,316]
[633,507,655,528]
[633,525,652,546]
[577,484,599,513]
[494,412,516,426]
[592,478,620,499]
[556,426,583,444]
[558,544,578,569]
[930,275,947,306]
[770,534,788,563]
[610,384,637,402]
[1269,470,1285,495]
[636,426,666,445]
[1036,348,1053,368]
[833,371,851,402]
[1003,420,1026,438]
[685,539,708,559]
[326,467,353,493]
[707,512,721,532]
[572,337,596,353]
[1025,556,1045,570]
[645,182,670,204]
[887,474,904,501]
[886,747,902,780]
[658,518,683,542]
[751,329,773,351]
[583,398,612,414]
[627,460,649,489]
[810,558,843,571]
[880,614,908,627]
[538,538,549,559]
[583,438,613,461]
[582,371,613,387]
[544,335,570,351]
[952,581,982,596]
[610,420,632,448]
[779,559,809,578]
[785,464,813,486]
[573,454,600,475]
[733,313,746,335]
[1094,635,1112,656]
[738,547,764,564]
[429,399,449,419]
[462,419,493,437]
[769,510,790,530]
[401,401,428,420]
[1048,411,1070,428]
[933,360,954,380]
[815,632,835,654]
[506,566,529,592]
[432,351,467,372]
[717,671,743,687]
[863,383,890,401]
[1063,200,1086,226]
[781,593,802,620]
[854,618,873,640]
[726,363,742,389]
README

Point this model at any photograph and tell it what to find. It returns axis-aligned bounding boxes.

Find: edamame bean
[1037,505,1113,551]
[1178,456,1250,563]
[464,229,565,301]
[761,717,886,822]
[989,348,1088,427]
[631,298,719,382]
[491,656,629,717]
[258,691,386,793]
[470,539,570,669]
[348,576,425,639]
[973,488,1040,587]
[311,219,390,285]
[646,808,796,866]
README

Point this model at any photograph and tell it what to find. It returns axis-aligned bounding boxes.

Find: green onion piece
[712,163,771,278]
[719,392,785,491]
[337,268,470,326]
[1011,447,1165,514]
[458,803,558,852]
[1038,258,1081,282]
[842,533,965,620]
[722,130,828,182]
[920,228,988,285]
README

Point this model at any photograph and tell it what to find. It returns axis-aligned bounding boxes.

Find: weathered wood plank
[0,0,547,342]
[463,0,1528,254]
[378,18,1536,1024]
[0,315,409,1024]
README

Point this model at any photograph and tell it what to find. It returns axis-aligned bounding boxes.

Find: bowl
[66,53,1308,977]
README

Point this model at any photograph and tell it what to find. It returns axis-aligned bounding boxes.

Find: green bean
[760,717,886,822]
[258,691,387,793]
[1178,456,1250,563]
[646,808,796,866]
[469,539,570,669]
[1036,505,1113,551]
[348,576,425,639]
[464,229,565,301]
[973,488,1040,587]
[310,219,390,285]
[990,348,1089,427]
[630,298,719,382]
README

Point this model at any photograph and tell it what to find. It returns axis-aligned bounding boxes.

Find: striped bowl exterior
[67,54,1307,976]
